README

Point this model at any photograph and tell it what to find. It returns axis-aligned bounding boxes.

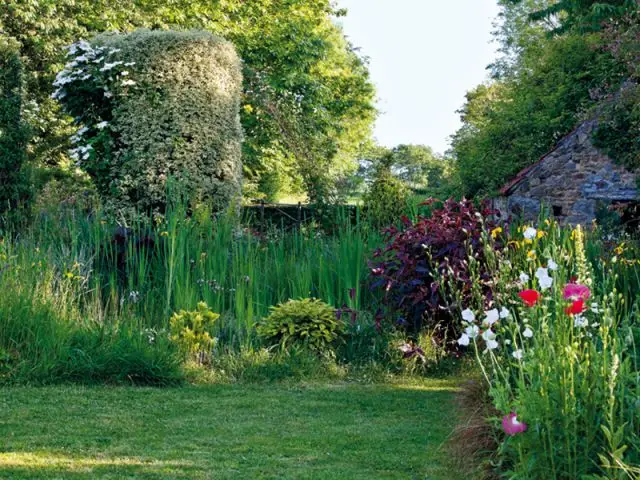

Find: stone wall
[500,121,638,224]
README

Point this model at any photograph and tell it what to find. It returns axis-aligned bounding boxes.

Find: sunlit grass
[0,382,463,479]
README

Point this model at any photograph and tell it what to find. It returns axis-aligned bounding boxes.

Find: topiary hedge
[54,30,243,217]
[0,37,30,222]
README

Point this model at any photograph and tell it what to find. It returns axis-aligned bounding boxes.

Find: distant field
[0,381,462,479]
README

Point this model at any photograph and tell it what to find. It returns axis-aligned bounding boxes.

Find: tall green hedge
[55,30,243,216]
[0,37,30,222]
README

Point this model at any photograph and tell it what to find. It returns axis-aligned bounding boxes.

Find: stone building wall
[498,121,637,224]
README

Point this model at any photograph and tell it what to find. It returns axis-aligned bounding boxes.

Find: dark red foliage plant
[370,198,501,342]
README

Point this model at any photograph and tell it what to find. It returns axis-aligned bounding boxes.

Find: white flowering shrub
[54,30,243,216]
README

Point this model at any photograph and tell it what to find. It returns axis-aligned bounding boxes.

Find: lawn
[0,380,463,479]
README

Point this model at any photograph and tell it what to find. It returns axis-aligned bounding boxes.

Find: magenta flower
[502,412,528,436]
[563,283,591,302]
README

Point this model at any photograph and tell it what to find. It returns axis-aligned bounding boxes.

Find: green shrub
[257,298,344,353]
[362,169,409,226]
[54,30,243,217]
[170,302,220,363]
[0,37,31,223]
[0,288,182,385]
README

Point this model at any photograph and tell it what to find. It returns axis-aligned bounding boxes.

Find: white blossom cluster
[52,40,137,166]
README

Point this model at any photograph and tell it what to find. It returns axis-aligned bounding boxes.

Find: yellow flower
[491,227,503,239]
[614,243,625,256]
[537,231,546,239]
[64,271,75,280]
[527,250,537,260]
[160,231,169,237]
[243,104,254,114]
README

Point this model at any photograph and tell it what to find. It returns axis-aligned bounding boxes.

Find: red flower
[563,284,591,301]
[565,299,586,316]
[518,289,541,307]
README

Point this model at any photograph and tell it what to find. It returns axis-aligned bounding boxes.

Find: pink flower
[563,284,591,302]
[502,412,528,436]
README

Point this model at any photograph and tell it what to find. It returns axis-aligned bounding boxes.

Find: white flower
[591,303,600,313]
[535,267,548,280]
[486,339,499,350]
[483,309,500,326]
[574,315,589,328]
[538,274,553,291]
[121,79,136,86]
[499,307,510,319]
[465,325,480,339]
[519,272,530,283]
[591,322,600,328]
[461,309,476,323]
[96,121,109,130]
[523,227,537,240]
[124,62,136,67]
[512,349,523,360]
[104,91,113,98]
[119,71,129,76]
[482,329,496,342]
[547,259,558,271]
[457,334,470,346]
[504,339,512,345]
[523,327,534,338]
[99,61,123,72]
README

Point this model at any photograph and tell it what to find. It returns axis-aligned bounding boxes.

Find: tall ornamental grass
[0,202,381,383]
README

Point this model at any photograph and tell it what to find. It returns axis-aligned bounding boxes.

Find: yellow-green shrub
[170,302,219,363]
[257,298,344,353]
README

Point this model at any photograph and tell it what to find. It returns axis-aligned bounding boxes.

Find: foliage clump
[55,30,243,216]
[362,152,409,226]
[257,298,344,353]
[371,199,500,338]
[0,37,31,223]
[170,302,219,363]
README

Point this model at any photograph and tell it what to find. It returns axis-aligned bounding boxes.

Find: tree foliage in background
[0,37,30,222]
[592,8,640,172]
[0,0,376,203]
[451,0,637,197]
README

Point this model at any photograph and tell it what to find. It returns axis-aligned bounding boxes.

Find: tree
[390,144,446,190]
[0,36,30,222]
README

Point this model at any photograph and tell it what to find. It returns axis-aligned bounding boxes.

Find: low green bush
[257,298,344,353]
[362,169,409,226]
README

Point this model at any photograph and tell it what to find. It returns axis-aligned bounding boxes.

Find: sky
[337,0,501,155]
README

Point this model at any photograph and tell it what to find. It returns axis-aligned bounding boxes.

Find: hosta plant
[257,298,344,354]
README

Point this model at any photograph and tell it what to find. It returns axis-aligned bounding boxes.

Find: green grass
[0,380,462,479]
